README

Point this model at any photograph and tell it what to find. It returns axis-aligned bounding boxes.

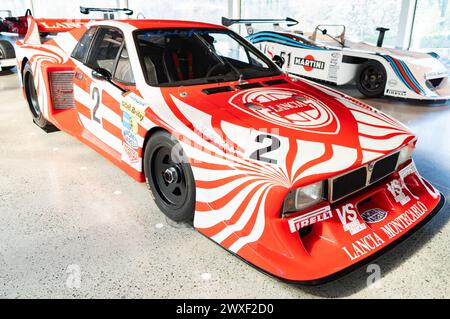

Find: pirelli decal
[288,206,333,233]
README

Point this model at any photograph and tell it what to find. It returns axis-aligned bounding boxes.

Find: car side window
[114,46,135,85]
[71,27,97,63]
[86,28,124,74]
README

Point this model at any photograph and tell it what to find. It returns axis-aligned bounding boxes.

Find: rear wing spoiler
[80,6,133,18]
[222,17,298,27]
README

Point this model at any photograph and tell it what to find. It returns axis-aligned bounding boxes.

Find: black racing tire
[356,60,387,98]
[0,39,16,71]
[144,130,196,223]
[23,62,51,128]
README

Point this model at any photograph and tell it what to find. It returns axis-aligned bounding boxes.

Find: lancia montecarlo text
[16,14,444,284]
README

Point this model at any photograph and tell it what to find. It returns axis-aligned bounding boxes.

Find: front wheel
[356,60,387,98]
[144,131,196,223]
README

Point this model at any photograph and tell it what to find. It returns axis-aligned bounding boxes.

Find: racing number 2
[91,87,101,123]
[249,134,281,164]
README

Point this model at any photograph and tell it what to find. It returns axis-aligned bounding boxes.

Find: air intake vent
[202,86,234,95]
[49,71,75,110]
[426,77,444,90]
[235,82,263,90]
[263,79,288,86]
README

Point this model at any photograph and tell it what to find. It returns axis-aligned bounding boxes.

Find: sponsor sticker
[294,55,325,71]
[399,161,417,179]
[123,129,139,149]
[123,142,138,163]
[287,206,333,233]
[386,89,407,97]
[336,203,367,235]
[361,208,388,224]
[387,179,411,205]
[120,94,146,122]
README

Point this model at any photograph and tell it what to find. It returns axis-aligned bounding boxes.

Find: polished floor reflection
[0,70,448,298]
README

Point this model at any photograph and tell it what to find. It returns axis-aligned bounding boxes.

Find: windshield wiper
[194,32,244,82]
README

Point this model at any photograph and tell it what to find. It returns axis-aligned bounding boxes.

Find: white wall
[32,0,120,18]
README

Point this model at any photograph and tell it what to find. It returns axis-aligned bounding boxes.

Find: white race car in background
[223,17,450,102]
[0,10,16,72]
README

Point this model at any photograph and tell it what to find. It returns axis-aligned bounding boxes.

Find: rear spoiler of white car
[222,17,298,27]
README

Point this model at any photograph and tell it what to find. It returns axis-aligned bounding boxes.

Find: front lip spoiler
[199,193,446,286]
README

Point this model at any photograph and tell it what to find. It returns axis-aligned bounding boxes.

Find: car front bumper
[234,160,445,284]
[0,58,16,70]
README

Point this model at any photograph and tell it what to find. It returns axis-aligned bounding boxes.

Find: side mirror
[272,55,285,68]
[92,67,112,81]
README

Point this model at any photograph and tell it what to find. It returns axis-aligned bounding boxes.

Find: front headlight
[282,181,326,215]
[397,142,415,167]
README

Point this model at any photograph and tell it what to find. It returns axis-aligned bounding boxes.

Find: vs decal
[336,203,367,235]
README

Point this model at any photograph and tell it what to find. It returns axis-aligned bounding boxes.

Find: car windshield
[135,28,281,86]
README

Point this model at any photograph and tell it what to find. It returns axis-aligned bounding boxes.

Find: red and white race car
[16,15,444,284]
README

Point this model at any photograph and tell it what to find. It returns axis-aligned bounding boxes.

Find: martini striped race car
[223,18,450,102]
[16,15,444,284]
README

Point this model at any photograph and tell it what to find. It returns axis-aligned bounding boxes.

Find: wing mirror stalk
[92,68,128,93]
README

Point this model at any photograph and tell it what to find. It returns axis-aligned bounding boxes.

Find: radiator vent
[49,71,75,110]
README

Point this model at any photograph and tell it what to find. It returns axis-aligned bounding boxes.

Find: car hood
[158,76,415,184]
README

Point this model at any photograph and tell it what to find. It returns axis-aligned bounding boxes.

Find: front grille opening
[332,167,367,202]
[370,152,399,184]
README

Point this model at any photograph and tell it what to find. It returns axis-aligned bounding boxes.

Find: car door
[73,27,135,161]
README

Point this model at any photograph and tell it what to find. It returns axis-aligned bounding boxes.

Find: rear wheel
[23,62,52,129]
[356,60,387,98]
[0,40,16,71]
[144,131,196,223]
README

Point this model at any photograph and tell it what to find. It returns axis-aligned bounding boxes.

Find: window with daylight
[87,28,124,74]
[410,0,450,63]
[241,0,402,47]
[32,0,119,18]
[128,0,228,24]
[1,0,27,16]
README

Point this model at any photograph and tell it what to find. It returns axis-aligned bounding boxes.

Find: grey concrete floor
[0,69,449,299]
